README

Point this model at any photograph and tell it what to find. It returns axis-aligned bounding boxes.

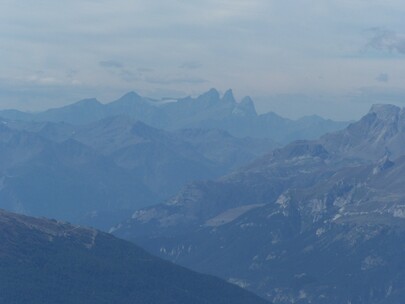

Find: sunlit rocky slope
[113,104,405,303]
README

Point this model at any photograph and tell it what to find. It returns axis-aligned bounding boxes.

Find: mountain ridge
[0,89,349,144]
[113,104,405,303]
[0,115,276,229]
[0,209,270,304]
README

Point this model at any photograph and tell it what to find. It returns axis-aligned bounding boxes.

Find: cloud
[3,1,405,120]
[99,60,124,68]
[119,69,140,82]
[179,61,202,70]
[376,73,389,83]
[99,59,206,85]
[144,76,207,85]
[366,28,405,54]
[99,60,141,82]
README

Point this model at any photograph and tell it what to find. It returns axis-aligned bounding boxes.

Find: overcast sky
[1,0,405,120]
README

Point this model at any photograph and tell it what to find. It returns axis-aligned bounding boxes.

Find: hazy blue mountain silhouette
[0,89,348,144]
[0,117,275,229]
[0,122,157,229]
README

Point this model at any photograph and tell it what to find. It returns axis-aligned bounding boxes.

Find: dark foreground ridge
[0,209,269,304]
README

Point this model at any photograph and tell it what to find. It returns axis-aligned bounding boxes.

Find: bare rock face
[321,104,405,160]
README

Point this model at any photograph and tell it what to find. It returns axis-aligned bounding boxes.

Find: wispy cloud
[366,28,405,54]
[99,60,139,82]
[2,1,405,119]
[99,60,124,68]
[145,76,207,85]
[179,61,202,70]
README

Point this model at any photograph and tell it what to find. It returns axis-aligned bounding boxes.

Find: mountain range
[0,114,275,229]
[0,89,348,144]
[0,88,360,302]
[113,104,405,303]
[0,88,346,230]
[0,209,269,304]
[0,120,157,229]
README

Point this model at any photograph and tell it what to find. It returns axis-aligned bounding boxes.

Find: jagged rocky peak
[198,88,220,100]
[342,104,401,139]
[364,104,405,144]
[368,104,401,121]
[318,103,405,161]
[235,96,257,116]
[222,89,236,103]
[241,96,253,104]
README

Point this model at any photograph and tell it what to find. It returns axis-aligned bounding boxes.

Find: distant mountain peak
[369,104,401,121]
[318,103,405,160]
[72,98,102,107]
[235,96,257,116]
[241,96,253,104]
[111,91,143,105]
[123,91,141,98]
[222,89,236,103]
[199,88,220,101]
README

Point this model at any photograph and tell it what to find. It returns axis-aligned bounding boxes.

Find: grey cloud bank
[1,0,405,120]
